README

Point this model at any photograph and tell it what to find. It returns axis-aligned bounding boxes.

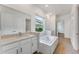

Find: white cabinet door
[1,41,19,54]
[32,37,37,53]
[20,39,32,54]
[2,48,18,54]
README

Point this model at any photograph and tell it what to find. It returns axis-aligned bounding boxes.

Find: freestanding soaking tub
[39,35,58,54]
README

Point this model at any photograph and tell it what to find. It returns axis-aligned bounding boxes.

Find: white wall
[0,5,46,34]
[64,14,71,38]
[0,10,1,33]
[2,4,34,16]
[0,5,30,35]
[70,5,79,50]
[0,20,1,34]
[30,7,46,32]
[45,14,56,35]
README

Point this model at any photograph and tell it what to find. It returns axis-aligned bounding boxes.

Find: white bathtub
[39,35,58,54]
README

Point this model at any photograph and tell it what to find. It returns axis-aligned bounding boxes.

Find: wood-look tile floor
[54,37,79,54]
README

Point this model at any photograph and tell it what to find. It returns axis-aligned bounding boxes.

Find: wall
[2,4,34,16]
[64,14,71,38]
[78,7,79,50]
[0,5,28,35]
[30,8,46,32]
[70,5,79,50]
[0,10,1,34]
[0,5,57,36]
[45,14,56,35]
[2,4,46,31]
[0,19,1,34]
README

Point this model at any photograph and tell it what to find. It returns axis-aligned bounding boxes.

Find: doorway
[57,19,64,37]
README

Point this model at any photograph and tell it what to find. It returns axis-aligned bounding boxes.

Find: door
[20,39,32,54]
[32,37,37,53]
[57,20,64,37]
[1,41,19,54]
[21,44,31,54]
[2,48,18,54]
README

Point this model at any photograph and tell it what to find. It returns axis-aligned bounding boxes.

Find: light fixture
[45,4,48,7]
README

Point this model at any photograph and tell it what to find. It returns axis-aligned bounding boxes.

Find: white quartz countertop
[0,34,36,46]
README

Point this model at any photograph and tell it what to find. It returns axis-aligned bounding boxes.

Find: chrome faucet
[18,32,22,36]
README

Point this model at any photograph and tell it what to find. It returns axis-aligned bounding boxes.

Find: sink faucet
[18,32,22,36]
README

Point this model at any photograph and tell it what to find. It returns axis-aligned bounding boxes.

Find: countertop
[0,32,37,46]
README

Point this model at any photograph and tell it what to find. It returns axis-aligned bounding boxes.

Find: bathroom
[0,4,79,54]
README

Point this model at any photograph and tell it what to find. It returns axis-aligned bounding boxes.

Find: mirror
[0,5,30,35]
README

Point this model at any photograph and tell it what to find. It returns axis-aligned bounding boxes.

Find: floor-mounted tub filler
[39,35,58,54]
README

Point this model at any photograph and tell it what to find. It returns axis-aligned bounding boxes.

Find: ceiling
[3,4,73,16]
[33,4,73,15]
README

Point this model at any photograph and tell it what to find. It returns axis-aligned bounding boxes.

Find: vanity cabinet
[1,42,19,54]
[3,48,18,54]
[0,36,37,54]
[19,37,38,54]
